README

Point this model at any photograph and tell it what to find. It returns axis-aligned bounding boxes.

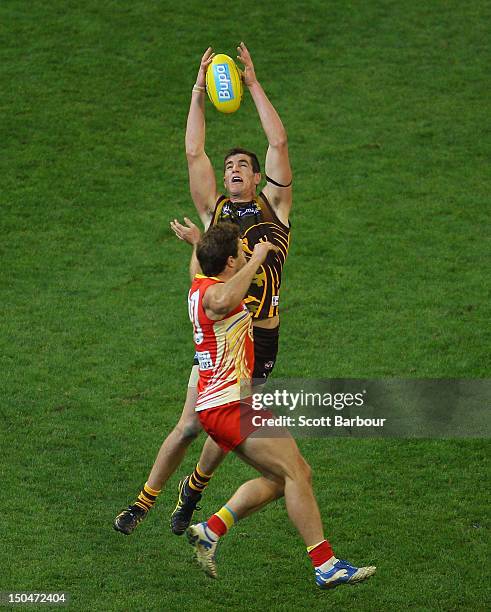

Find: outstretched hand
[251,240,278,264]
[237,42,257,86]
[196,47,215,88]
[170,217,201,246]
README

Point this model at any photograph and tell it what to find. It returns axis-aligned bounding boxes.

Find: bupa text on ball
[213,64,235,100]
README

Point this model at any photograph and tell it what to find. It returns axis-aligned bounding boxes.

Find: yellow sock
[135,482,161,512]
[216,504,237,531]
[188,463,213,494]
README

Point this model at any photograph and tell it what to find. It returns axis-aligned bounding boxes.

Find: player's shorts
[198,400,275,453]
[252,325,279,382]
[192,325,279,384]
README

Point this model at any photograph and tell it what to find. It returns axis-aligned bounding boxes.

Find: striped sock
[134,482,161,512]
[307,540,336,569]
[188,463,213,495]
[206,504,238,539]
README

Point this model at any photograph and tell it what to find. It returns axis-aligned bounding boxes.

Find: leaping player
[182,222,376,589]
[114,42,293,536]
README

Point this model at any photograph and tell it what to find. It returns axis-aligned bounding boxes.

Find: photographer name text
[251,414,386,428]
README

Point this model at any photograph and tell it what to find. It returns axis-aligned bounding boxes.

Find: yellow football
[206,54,243,114]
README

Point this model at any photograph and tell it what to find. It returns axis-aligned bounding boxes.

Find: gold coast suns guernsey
[189,275,254,412]
[211,192,290,320]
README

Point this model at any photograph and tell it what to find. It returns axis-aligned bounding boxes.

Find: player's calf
[171,440,226,535]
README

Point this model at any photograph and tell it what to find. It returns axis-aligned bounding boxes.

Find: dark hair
[223,148,261,174]
[197,222,241,276]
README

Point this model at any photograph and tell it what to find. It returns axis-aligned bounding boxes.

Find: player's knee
[175,419,201,443]
[273,481,285,499]
[292,454,312,483]
[301,458,313,484]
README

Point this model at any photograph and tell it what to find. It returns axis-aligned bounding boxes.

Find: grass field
[1,1,490,610]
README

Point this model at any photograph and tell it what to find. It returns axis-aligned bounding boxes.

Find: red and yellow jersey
[189,274,254,412]
[211,192,290,320]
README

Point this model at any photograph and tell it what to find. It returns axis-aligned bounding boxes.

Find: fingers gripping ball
[206,54,243,114]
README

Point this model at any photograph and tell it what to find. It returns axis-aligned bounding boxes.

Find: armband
[265,174,292,188]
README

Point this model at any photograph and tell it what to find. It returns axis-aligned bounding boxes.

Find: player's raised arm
[237,42,292,225]
[170,217,202,280]
[204,242,278,317]
[186,48,219,228]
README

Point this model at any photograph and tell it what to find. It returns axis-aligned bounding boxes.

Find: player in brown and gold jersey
[114,43,292,537]
[212,175,290,321]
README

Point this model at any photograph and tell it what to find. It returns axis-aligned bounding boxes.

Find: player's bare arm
[204,242,278,318]
[186,47,218,227]
[237,42,292,225]
[170,217,202,280]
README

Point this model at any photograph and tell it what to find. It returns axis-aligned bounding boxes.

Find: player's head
[223,148,261,199]
[197,222,246,277]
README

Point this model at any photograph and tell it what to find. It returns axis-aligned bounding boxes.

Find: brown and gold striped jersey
[211,192,290,320]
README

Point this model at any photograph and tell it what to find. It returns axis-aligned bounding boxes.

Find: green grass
[1,1,490,610]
